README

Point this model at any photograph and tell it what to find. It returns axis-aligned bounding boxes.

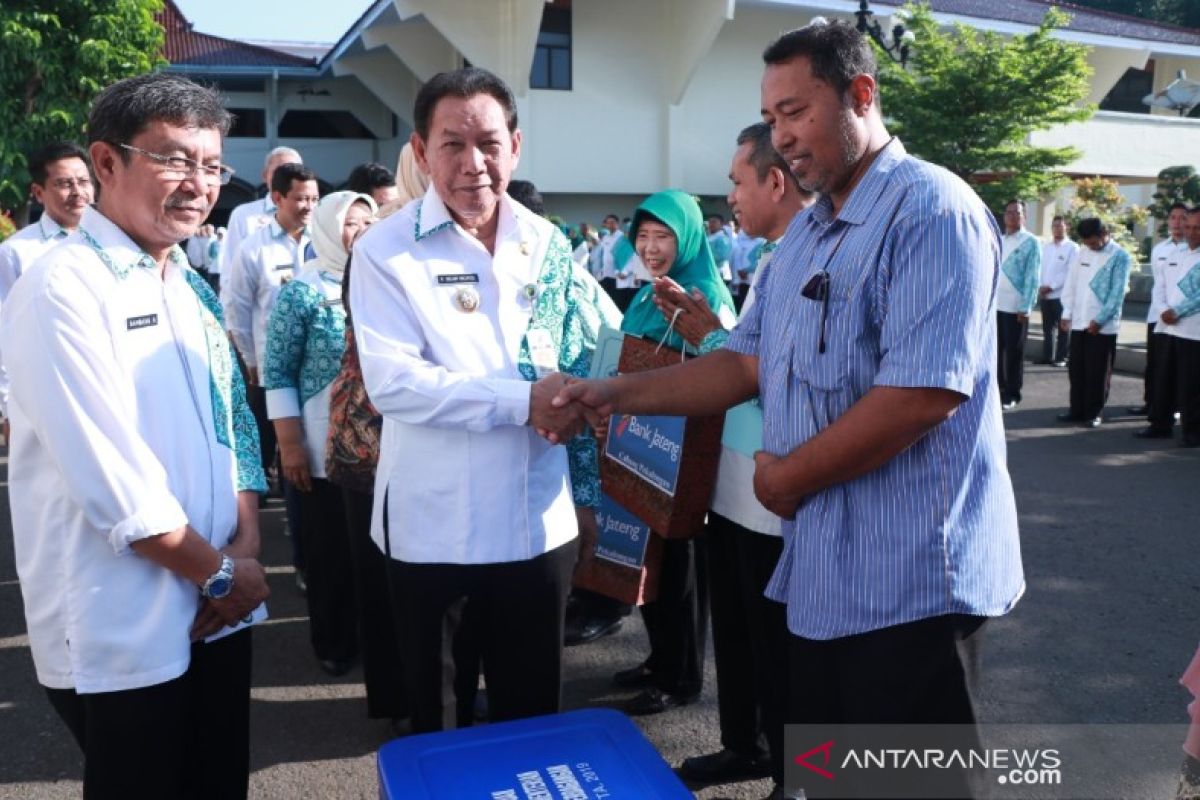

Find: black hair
[1052,215,1066,224]
[1170,201,1190,214]
[1005,199,1027,212]
[603,213,619,224]
[413,67,517,141]
[762,19,877,99]
[1075,217,1108,239]
[345,162,396,194]
[507,179,545,216]
[271,162,317,195]
[708,213,725,224]
[88,73,231,159]
[28,142,91,186]
[736,122,800,192]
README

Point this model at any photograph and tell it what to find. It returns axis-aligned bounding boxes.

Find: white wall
[1031,110,1200,179]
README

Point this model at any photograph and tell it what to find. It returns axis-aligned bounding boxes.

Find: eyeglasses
[801,270,831,354]
[50,177,92,192]
[119,143,235,186]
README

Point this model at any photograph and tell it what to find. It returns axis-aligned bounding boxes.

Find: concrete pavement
[0,363,1197,799]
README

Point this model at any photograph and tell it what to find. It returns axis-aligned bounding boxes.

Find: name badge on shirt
[437,273,480,285]
[273,263,294,272]
[126,313,159,331]
[319,297,343,308]
[527,328,558,378]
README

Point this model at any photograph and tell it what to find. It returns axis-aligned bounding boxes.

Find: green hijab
[620,190,735,352]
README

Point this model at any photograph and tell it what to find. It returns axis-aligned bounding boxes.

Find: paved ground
[0,362,1197,799]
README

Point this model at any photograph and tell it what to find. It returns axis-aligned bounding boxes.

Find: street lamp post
[854,0,914,67]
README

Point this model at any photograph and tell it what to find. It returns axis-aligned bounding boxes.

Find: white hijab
[307,190,377,277]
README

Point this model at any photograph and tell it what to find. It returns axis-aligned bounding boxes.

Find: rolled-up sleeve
[349,240,531,432]
[874,209,997,397]
[6,266,187,554]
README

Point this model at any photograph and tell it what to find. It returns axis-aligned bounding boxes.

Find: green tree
[1147,166,1200,238]
[0,1,165,216]
[1067,0,1200,30]
[876,5,1095,212]
[1061,176,1149,257]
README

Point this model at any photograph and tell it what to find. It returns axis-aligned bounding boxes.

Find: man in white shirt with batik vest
[1058,217,1132,429]
[1133,202,1188,425]
[225,162,315,472]
[652,121,815,798]
[596,213,625,300]
[996,199,1041,410]
[0,141,95,428]
[1145,206,1200,446]
[351,67,617,734]
[1037,214,1079,367]
[0,73,268,799]
[217,145,301,303]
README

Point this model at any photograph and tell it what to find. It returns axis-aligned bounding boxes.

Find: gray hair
[88,73,231,156]
[265,146,301,167]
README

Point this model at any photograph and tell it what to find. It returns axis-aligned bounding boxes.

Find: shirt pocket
[791,294,851,392]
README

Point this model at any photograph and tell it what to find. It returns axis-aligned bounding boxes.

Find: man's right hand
[530,372,587,444]
[551,378,617,433]
[1038,285,1051,297]
[1060,318,1071,333]
[190,557,270,640]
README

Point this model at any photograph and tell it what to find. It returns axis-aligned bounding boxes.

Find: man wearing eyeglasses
[0,142,96,437]
[217,146,302,301]
[0,73,268,798]
[554,22,1021,799]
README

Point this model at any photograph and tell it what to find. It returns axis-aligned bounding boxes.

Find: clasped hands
[529,372,614,444]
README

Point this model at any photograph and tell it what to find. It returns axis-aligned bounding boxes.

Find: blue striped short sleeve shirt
[724,138,1024,641]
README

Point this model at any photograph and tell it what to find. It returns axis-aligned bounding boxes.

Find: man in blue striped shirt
[551,20,1024,780]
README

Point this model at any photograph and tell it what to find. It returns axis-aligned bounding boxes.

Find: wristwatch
[200,555,235,600]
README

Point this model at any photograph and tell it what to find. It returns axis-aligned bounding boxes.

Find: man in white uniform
[217,145,301,304]
[1,72,269,798]
[1037,214,1079,367]
[351,67,610,733]
[0,141,95,428]
[1132,202,1187,423]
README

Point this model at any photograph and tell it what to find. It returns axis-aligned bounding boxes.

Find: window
[530,2,571,90]
[1099,61,1155,114]
[278,110,373,139]
[228,108,266,138]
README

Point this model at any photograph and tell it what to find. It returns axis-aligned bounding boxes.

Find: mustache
[165,194,209,213]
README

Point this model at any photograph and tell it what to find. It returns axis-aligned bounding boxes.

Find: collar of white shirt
[37,213,67,242]
[77,206,185,279]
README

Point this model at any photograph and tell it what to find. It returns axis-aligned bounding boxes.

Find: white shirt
[710,251,780,537]
[224,218,307,369]
[1040,238,1079,301]
[1159,245,1200,342]
[615,252,650,289]
[1061,244,1124,335]
[350,187,577,565]
[597,230,625,281]
[217,197,274,282]
[0,215,72,417]
[1149,238,1187,324]
[996,230,1038,313]
[1,207,261,693]
[729,230,762,288]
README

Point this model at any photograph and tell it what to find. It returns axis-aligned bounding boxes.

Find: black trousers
[245,383,276,473]
[299,478,358,662]
[640,534,708,697]
[1039,297,1069,363]
[705,512,788,784]
[1067,331,1116,420]
[45,629,252,800]
[1175,336,1200,442]
[1147,330,1178,432]
[341,487,407,719]
[734,283,751,313]
[1144,322,1159,407]
[387,539,578,733]
[614,287,639,314]
[787,615,986,799]
[599,277,618,304]
[996,311,1028,403]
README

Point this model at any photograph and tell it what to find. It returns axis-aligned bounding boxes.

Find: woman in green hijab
[609,190,736,716]
[620,190,737,352]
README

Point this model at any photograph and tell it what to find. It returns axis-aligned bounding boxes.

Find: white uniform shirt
[224,218,307,369]
[217,197,274,283]
[1061,245,1125,335]
[996,230,1038,313]
[597,230,625,281]
[0,215,72,417]
[1040,238,1079,301]
[1159,245,1200,342]
[1149,238,1187,324]
[729,230,762,289]
[1,207,264,694]
[615,252,650,289]
[710,246,781,537]
[350,187,577,565]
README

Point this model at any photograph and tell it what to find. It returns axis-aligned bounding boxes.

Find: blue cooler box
[377,708,692,799]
